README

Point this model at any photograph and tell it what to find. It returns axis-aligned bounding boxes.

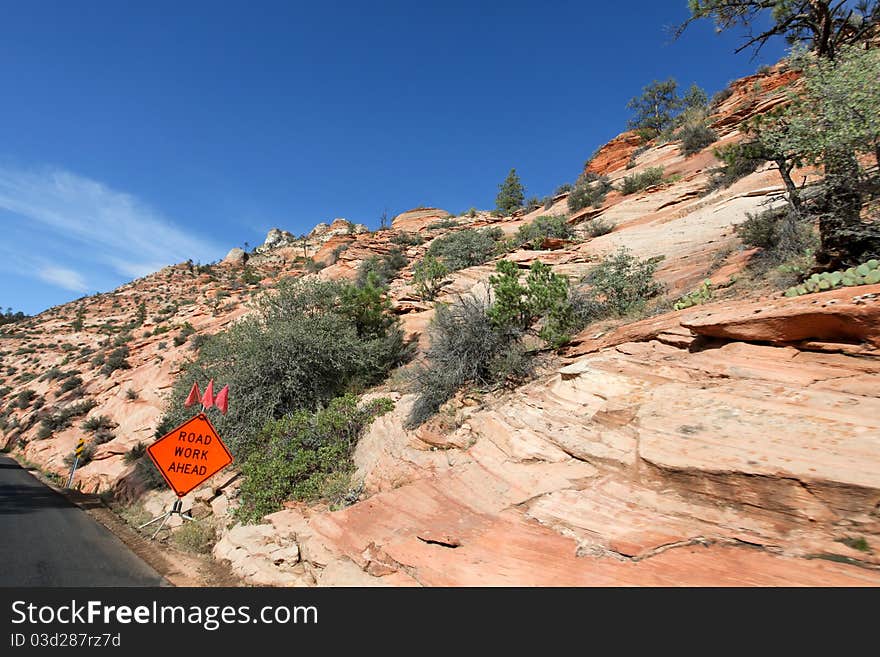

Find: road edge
[4,452,244,587]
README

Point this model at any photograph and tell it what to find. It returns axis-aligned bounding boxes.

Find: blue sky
[0,1,784,315]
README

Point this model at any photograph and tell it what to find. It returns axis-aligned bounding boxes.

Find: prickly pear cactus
[784,259,880,297]
[674,280,713,310]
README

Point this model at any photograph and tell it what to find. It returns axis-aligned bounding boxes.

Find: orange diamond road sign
[147,413,233,497]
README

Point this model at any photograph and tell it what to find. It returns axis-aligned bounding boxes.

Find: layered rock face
[222,247,248,266]
[390,207,451,232]
[255,228,297,253]
[3,60,879,586]
[214,287,880,586]
[247,221,369,265]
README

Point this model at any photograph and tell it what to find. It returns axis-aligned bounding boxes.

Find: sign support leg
[137,498,197,540]
[65,456,79,489]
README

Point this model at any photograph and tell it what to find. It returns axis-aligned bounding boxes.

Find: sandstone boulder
[391,207,450,232]
[222,247,248,266]
[255,228,296,253]
[682,285,880,347]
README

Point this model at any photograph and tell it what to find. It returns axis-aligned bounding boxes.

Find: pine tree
[679,1,879,60]
[495,169,525,214]
[680,1,880,267]
[627,79,680,139]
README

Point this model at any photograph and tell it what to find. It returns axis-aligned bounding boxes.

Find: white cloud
[105,257,173,280]
[0,165,223,281]
[37,266,88,292]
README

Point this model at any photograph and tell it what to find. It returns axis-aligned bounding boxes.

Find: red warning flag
[215,385,229,415]
[184,382,201,407]
[201,379,215,408]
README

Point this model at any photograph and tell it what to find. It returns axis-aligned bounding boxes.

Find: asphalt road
[0,455,166,586]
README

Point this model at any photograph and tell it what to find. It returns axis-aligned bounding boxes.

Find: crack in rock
[416,535,462,548]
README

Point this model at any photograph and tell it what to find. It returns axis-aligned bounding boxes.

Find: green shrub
[524,196,542,213]
[124,442,147,464]
[36,421,53,440]
[188,333,209,352]
[93,428,115,445]
[735,208,781,250]
[338,275,401,340]
[555,183,573,195]
[488,260,579,349]
[241,267,262,285]
[36,400,98,439]
[101,346,130,375]
[133,301,147,327]
[407,261,582,427]
[679,123,718,156]
[71,307,85,332]
[328,244,349,264]
[172,334,187,347]
[17,371,38,385]
[620,167,665,195]
[567,174,612,213]
[390,231,425,247]
[195,263,216,277]
[586,218,616,238]
[412,255,449,301]
[125,388,139,400]
[486,341,534,386]
[710,86,734,108]
[708,141,766,190]
[735,206,816,264]
[133,456,166,490]
[0,308,29,326]
[60,375,83,393]
[157,278,409,457]
[427,218,460,230]
[426,228,504,272]
[47,370,81,385]
[513,215,574,249]
[82,415,115,433]
[626,143,651,169]
[407,296,512,428]
[582,248,664,316]
[14,389,36,409]
[113,331,132,347]
[236,395,393,522]
[172,521,217,554]
[356,248,407,288]
[304,257,326,274]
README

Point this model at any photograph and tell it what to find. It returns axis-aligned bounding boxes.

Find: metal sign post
[66,438,85,489]
[138,380,233,540]
[138,411,233,540]
[137,497,197,540]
